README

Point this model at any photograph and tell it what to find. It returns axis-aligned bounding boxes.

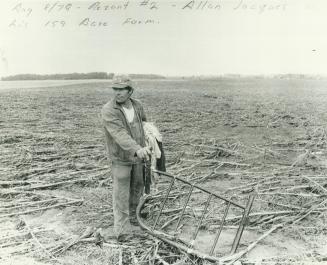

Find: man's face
[113,87,132,103]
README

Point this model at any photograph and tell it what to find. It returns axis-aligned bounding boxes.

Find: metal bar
[191,193,213,245]
[174,185,194,233]
[136,195,241,264]
[152,176,175,231]
[144,157,152,194]
[230,192,256,254]
[209,201,231,255]
[153,170,245,209]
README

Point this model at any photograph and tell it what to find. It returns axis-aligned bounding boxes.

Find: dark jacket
[101,98,147,165]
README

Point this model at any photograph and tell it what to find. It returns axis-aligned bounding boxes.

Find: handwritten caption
[8,0,287,29]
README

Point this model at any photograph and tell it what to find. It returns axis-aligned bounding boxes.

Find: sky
[0,0,327,76]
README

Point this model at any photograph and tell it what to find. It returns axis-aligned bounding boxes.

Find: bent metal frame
[136,169,256,263]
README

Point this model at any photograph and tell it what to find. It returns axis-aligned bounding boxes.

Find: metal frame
[137,169,256,261]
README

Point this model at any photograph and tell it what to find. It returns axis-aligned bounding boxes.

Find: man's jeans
[111,162,144,237]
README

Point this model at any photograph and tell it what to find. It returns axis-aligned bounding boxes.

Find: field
[1,78,327,264]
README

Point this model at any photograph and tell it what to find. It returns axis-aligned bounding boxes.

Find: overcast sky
[0,0,326,76]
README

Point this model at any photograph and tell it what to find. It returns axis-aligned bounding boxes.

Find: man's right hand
[136,147,151,161]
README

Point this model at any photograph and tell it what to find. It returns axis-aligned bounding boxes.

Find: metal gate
[137,169,256,263]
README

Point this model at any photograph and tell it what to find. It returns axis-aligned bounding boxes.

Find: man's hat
[111,75,135,90]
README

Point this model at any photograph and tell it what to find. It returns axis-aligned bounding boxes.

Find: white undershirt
[122,105,135,123]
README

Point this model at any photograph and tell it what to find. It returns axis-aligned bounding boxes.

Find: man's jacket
[101,98,147,165]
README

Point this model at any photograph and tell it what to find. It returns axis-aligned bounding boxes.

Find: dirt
[1,78,327,264]
[179,227,307,259]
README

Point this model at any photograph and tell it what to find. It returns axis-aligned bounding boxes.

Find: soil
[1,78,327,264]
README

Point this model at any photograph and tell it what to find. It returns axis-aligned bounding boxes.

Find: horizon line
[2,72,327,79]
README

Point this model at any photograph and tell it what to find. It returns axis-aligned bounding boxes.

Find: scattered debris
[1,80,327,264]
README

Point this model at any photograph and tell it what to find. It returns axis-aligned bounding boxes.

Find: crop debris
[1,79,327,264]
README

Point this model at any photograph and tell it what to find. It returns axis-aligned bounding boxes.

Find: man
[101,75,151,239]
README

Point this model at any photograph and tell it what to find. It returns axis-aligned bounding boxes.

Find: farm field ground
[1,78,327,264]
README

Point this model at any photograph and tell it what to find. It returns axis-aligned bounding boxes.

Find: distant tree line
[1,72,114,81]
[129,74,165,79]
[1,72,166,81]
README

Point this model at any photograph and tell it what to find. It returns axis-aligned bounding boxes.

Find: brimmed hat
[111,75,135,90]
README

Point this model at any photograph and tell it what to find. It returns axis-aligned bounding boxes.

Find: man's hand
[136,147,152,161]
